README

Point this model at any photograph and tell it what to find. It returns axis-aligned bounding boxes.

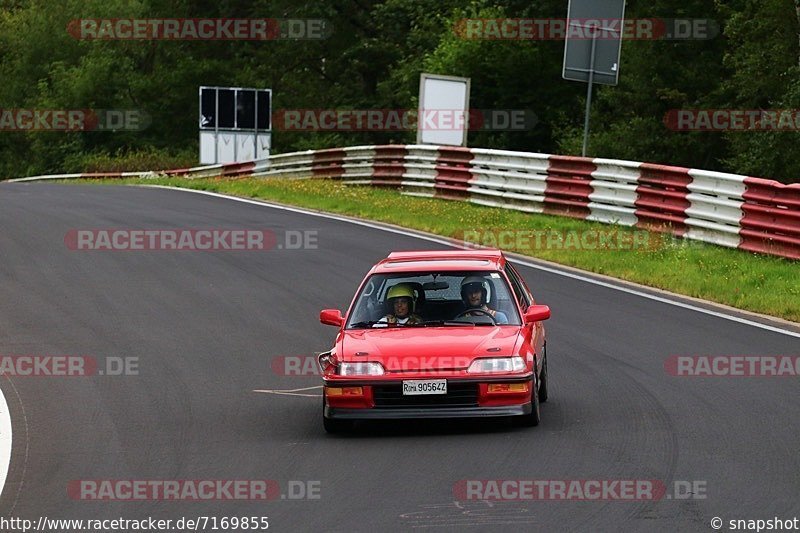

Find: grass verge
[73,176,800,323]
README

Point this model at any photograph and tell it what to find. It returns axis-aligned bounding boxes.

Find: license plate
[402,379,447,395]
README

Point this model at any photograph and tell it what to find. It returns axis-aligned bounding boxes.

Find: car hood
[340,327,521,371]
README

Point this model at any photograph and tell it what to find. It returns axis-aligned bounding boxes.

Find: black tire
[322,397,352,433]
[539,351,548,403]
[323,415,351,433]
[514,375,541,427]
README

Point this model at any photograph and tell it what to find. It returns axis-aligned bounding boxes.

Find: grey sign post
[562,0,626,156]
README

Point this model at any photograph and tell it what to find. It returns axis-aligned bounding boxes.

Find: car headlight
[468,357,525,374]
[339,362,385,376]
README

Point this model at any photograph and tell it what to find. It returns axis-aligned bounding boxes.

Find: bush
[66,147,199,174]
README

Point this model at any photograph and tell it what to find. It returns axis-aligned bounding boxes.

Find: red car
[318,249,551,432]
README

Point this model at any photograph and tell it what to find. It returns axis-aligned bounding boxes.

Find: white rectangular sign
[417,73,470,147]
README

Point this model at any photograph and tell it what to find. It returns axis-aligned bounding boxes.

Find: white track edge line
[0,381,12,500]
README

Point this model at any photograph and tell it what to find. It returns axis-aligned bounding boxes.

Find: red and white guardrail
[8,145,800,260]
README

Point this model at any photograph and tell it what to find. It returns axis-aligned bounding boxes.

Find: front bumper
[323,375,534,420]
[325,403,532,420]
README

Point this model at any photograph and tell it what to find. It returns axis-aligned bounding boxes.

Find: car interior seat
[405,282,426,318]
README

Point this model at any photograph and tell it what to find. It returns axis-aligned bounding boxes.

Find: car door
[505,263,546,375]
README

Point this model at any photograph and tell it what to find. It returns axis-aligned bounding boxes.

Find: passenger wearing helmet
[377,283,423,326]
[459,276,509,324]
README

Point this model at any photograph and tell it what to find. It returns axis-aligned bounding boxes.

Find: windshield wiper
[421,320,474,327]
[348,321,380,329]
[349,321,420,328]
[350,320,475,328]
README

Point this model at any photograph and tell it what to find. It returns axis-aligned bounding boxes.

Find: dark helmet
[460,276,489,307]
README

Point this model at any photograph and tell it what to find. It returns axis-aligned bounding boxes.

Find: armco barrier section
[8,145,799,260]
[740,178,800,258]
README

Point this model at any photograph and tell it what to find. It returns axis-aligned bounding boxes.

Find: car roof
[371,249,506,274]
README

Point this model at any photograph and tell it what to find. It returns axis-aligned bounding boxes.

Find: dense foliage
[0,0,798,182]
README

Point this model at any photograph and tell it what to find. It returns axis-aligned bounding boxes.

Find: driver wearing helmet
[377,283,423,326]
[459,276,509,324]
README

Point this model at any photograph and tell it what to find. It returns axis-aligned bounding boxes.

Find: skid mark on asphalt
[399,501,536,528]
[253,385,323,398]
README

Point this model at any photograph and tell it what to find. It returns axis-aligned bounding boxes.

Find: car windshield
[346,271,521,328]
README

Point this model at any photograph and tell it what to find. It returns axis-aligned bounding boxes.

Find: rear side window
[508,263,536,304]
[504,264,531,308]
[508,263,535,303]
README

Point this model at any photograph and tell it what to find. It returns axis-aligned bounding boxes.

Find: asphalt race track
[0,182,798,532]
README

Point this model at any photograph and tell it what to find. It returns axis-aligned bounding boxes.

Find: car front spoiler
[325,403,532,420]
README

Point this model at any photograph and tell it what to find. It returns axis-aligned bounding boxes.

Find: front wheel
[514,376,541,427]
[539,352,548,403]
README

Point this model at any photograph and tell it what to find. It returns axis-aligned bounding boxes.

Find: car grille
[372,382,479,408]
